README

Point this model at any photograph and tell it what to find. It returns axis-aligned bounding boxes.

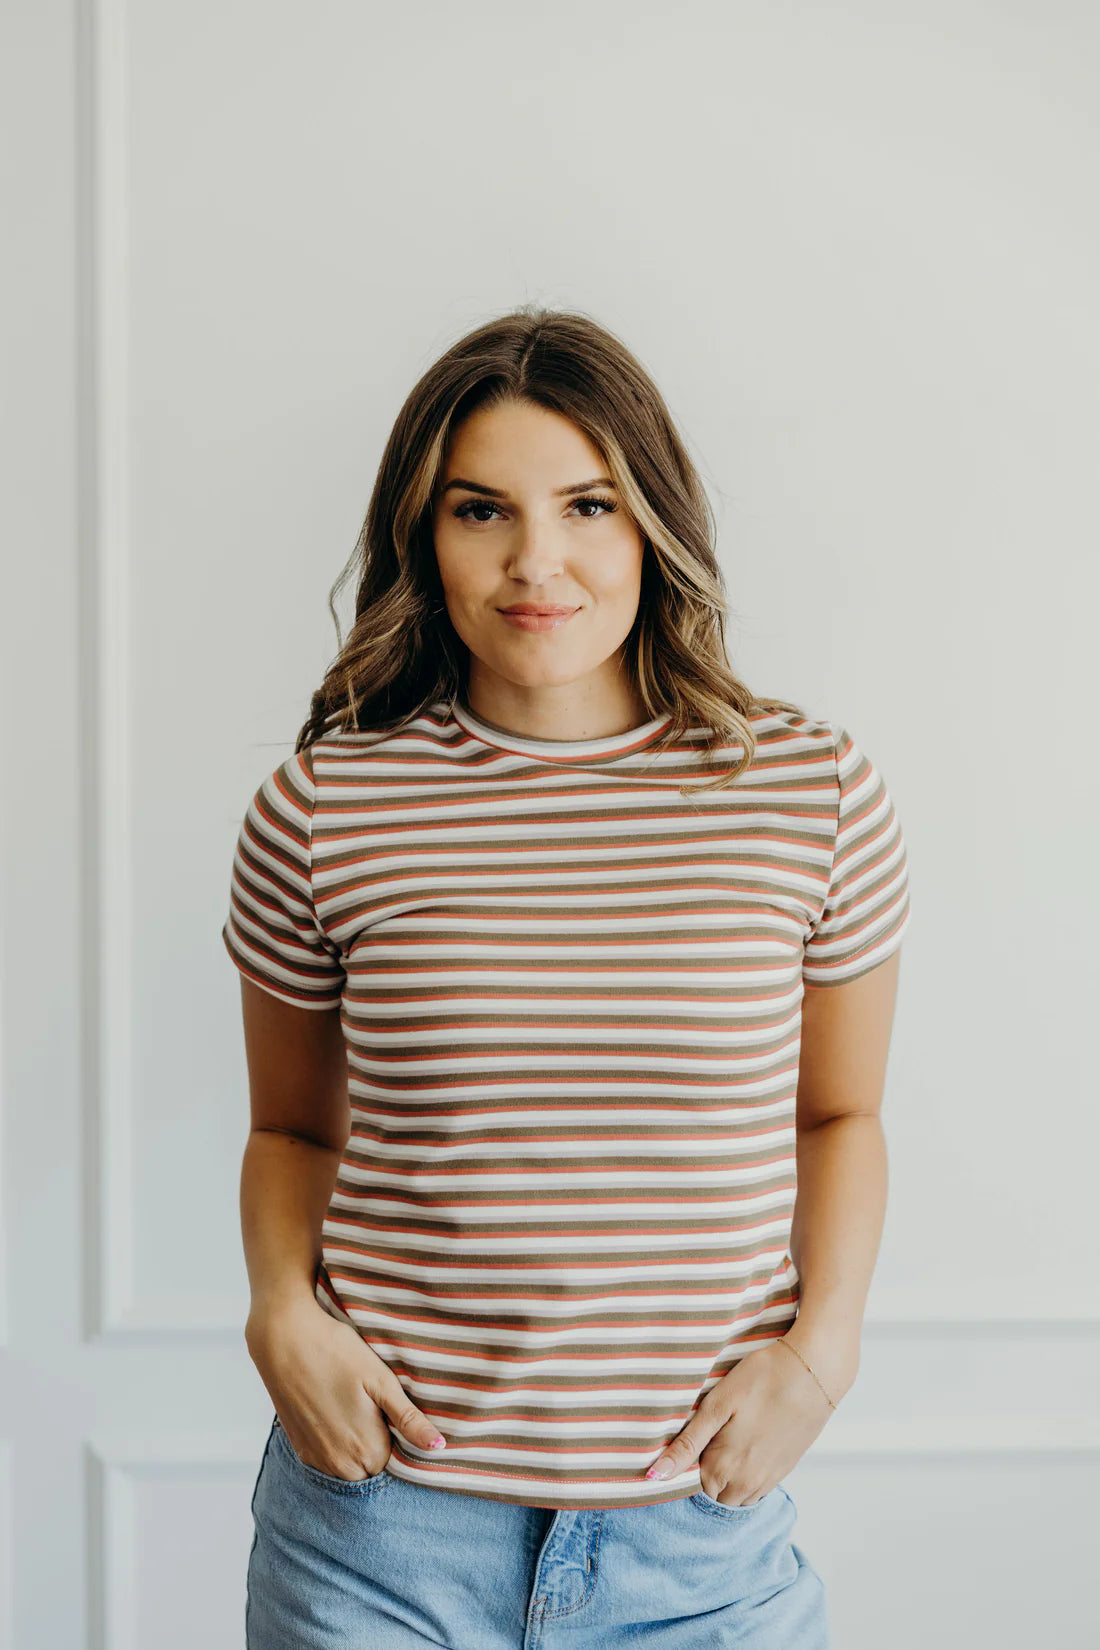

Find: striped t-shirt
[222,695,911,1508]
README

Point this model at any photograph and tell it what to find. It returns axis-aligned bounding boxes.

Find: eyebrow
[439,476,617,500]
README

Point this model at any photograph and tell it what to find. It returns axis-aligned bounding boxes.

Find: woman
[223,306,911,1648]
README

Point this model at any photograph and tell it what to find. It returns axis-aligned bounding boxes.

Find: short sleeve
[221,747,346,1009]
[802,722,912,986]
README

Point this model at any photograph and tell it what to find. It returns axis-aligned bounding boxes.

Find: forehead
[441,399,607,478]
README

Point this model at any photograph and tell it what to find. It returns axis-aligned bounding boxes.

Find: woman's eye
[453,500,505,523]
[452,495,617,524]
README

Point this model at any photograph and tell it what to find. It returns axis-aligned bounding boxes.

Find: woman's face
[431,398,647,726]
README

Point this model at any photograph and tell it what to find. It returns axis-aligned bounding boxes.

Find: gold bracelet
[776,1335,837,1411]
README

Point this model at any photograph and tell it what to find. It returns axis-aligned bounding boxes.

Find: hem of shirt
[314,1269,800,1512]
[381,1456,705,1510]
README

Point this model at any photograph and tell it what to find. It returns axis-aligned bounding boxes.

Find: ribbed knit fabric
[222,697,911,1507]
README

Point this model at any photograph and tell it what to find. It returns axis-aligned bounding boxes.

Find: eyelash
[452,494,618,524]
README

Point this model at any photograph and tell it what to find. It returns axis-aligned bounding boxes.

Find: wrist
[245,1289,323,1356]
[778,1319,860,1405]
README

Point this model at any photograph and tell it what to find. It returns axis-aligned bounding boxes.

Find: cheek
[589,548,644,609]
[601,527,645,579]
[434,543,486,608]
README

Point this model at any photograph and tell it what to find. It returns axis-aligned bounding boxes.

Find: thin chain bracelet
[776,1336,838,1410]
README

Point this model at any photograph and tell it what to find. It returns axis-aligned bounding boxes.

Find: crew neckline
[449,695,675,764]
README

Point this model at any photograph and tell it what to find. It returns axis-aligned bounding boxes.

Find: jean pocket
[690,1482,780,1519]
[272,1413,390,1496]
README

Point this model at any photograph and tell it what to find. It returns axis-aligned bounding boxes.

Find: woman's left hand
[642,1337,847,1506]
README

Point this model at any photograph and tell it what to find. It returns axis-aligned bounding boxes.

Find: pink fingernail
[429,1435,446,1449]
[646,1460,671,1480]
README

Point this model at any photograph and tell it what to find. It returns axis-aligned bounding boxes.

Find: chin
[507,657,590,683]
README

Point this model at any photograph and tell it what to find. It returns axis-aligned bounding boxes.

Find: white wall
[3,1,1097,1645]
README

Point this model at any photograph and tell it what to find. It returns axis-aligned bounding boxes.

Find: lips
[498,606,580,632]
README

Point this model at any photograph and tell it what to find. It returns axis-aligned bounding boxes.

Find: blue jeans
[247,1414,830,1648]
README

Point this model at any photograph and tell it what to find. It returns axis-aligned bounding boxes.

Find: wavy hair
[294,305,807,793]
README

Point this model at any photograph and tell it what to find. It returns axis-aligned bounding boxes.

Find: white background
[2,1,1098,1645]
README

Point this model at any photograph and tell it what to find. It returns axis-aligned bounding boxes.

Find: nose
[503,519,566,585]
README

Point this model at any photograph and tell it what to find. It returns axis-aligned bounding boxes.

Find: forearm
[240,1128,344,1342]
[782,1113,889,1403]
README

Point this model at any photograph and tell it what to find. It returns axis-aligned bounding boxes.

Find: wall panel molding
[79,0,245,1341]
[76,0,1100,1352]
[0,1441,11,1650]
[87,1433,261,1650]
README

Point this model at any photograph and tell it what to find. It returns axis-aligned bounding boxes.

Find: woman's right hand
[245,1296,446,1480]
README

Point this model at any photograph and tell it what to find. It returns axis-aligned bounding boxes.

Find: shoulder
[306,701,464,773]
[742,703,841,771]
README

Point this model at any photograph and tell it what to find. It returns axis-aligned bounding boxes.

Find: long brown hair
[295,304,807,793]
